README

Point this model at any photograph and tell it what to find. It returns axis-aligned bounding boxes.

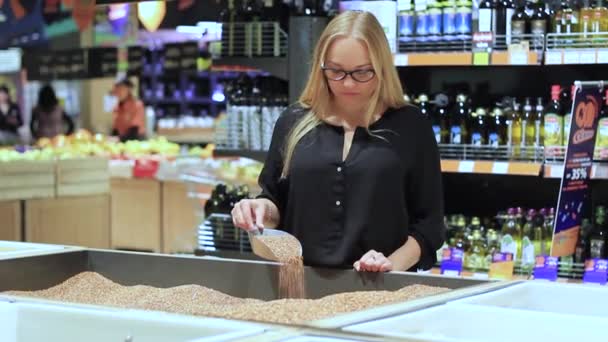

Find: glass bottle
[511,0,530,35]
[589,205,608,259]
[501,208,523,261]
[488,108,507,146]
[450,94,470,144]
[471,107,487,146]
[544,85,564,147]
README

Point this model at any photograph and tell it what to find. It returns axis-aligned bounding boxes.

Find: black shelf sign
[127,46,143,76]
[88,47,118,78]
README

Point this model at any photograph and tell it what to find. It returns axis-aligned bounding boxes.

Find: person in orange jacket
[111,79,146,142]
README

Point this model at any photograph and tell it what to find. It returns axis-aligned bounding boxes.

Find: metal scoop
[248,228,303,262]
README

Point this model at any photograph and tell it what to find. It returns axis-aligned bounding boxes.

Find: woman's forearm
[388,236,422,271]
[259,198,281,228]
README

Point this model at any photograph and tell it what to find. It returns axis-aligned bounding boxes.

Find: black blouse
[0,103,23,134]
[257,104,445,270]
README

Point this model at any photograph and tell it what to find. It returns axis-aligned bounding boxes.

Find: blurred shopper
[0,85,23,144]
[111,78,145,142]
[30,84,75,139]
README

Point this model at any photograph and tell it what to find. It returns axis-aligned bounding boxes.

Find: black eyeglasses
[321,64,376,83]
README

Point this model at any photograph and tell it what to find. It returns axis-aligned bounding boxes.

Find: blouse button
[336,200,341,206]
[337,166,342,172]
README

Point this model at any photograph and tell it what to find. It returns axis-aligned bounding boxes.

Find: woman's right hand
[231,198,270,231]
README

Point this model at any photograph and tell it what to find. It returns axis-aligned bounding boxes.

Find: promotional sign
[533,255,559,281]
[583,259,608,285]
[440,248,464,276]
[551,85,602,257]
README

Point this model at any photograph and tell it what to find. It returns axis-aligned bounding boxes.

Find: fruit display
[0,129,215,162]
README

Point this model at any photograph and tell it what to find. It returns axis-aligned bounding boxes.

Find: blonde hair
[281,11,407,178]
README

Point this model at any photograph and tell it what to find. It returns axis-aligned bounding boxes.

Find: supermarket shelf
[213,149,267,162]
[394,52,472,67]
[546,32,608,65]
[212,57,287,80]
[490,51,541,65]
[157,128,215,144]
[441,160,542,176]
[544,162,608,179]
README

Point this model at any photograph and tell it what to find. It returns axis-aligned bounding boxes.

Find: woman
[111,78,145,142]
[30,84,75,140]
[232,11,445,272]
[0,85,23,144]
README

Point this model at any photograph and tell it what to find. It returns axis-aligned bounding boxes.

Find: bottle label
[455,7,472,34]
[416,12,429,36]
[443,7,457,35]
[399,12,415,37]
[451,126,462,144]
[512,20,526,36]
[489,132,499,146]
[478,8,492,32]
[596,118,608,148]
[433,125,441,143]
[521,236,536,265]
[428,9,443,35]
[471,132,482,145]
[531,19,547,35]
[501,234,518,261]
[544,113,563,146]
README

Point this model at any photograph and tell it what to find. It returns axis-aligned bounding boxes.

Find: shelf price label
[533,255,559,281]
[563,51,581,64]
[489,252,514,280]
[545,50,563,65]
[579,50,597,64]
[440,248,464,276]
[583,259,608,285]
[394,54,408,66]
[597,49,608,64]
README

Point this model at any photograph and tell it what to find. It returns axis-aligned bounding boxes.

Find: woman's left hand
[353,250,393,272]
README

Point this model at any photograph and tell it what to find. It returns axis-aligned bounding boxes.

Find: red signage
[44,0,61,14]
[10,0,26,19]
[72,0,96,31]
[178,0,195,11]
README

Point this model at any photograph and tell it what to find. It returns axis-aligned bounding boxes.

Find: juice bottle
[485,228,501,268]
[507,100,523,157]
[544,85,564,148]
[595,89,608,158]
[543,207,556,256]
[522,97,535,148]
[465,217,487,272]
[501,208,522,261]
[521,209,538,268]
[534,97,544,148]
[581,0,594,41]
[592,0,608,37]
[589,206,608,259]
[398,0,416,42]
